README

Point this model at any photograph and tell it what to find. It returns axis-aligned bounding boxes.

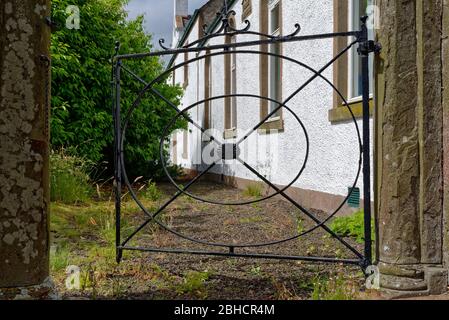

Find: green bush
[330,211,375,244]
[50,150,93,204]
[50,0,185,178]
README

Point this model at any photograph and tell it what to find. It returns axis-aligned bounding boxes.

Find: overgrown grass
[50,150,93,204]
[330,211,375,244]
[311,271,360,300]
[243,182,264,198]
[49,178,168,298]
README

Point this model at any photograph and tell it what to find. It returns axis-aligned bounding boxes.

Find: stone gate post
[0,0,52,298]
[374,0,448,296]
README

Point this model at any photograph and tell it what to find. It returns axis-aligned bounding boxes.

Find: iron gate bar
[113,10,378,270]
[360,17,373,266]
[113,58,122,263]
[117,246,361,266]
[114,31,361,60]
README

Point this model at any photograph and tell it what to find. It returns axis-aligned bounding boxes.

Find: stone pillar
[375,0,448,296]
[443,0,449,270]
[0,0,52,298]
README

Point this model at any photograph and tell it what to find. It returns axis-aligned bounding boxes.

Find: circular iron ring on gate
[159,94,309,206]
[120,49,363,248]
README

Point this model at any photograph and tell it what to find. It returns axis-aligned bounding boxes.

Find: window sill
[258,117,284,134]
[223,128,237,140]
[328,98,374,124]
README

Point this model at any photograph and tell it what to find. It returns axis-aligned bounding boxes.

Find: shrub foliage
[51,0,185,178]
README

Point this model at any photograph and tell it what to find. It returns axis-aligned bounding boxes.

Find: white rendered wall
[170,0,374,201]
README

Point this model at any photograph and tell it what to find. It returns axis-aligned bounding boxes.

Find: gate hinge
[45,17,61,31]
[358,40,382,56]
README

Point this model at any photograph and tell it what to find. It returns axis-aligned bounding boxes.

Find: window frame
[329,0,374,123]
[183,42,189,89]
[182,129,188,159]
[259,0,284,132]
[224,17,238,139]
[348,0,374,101]
[268,0,282,120]
[242,0,252,21]
[172,133,178,164]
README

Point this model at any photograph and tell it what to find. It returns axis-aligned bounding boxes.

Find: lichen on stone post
[0,0,51,294]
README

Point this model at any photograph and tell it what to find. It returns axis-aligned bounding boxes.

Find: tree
[51,0,184,178]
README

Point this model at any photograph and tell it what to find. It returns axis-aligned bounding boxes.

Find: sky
[126,0,210,49]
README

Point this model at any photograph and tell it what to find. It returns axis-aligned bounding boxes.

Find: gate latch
[358,40,382,56]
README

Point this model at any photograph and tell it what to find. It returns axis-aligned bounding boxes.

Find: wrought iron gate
[112,8,380,271]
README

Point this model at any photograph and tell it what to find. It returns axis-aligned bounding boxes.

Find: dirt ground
[51,181,368,300]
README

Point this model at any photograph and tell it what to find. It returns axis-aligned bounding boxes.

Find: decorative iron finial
[114,41,121,56]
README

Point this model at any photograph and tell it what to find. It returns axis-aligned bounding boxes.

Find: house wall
[171,0,374,214]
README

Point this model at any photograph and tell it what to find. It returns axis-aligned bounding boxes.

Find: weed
[311,272,359,300]
[50,244,71,272]
[50,150,93,204]
[330,211,375,244]
[249,266,262,277]
[243,183,264,198]
[297,217,305,234]
[176,271,211,297]
[145,180,162,201]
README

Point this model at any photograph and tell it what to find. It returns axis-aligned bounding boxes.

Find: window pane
[270,4,280,33]
[269,43,281,115]
[350,0,373,98]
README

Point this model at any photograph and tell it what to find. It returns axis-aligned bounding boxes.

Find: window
[242,0,252,21]
[268,0,282,118]
[172,134,178,164]
[259,0,283,131]
[329,0,374,123]
[348,0,374,99]
[204,50,212,131]
[230,35,237,129]
[182,129,188,159]
[183,43,189,88]
[224,18,237,138]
